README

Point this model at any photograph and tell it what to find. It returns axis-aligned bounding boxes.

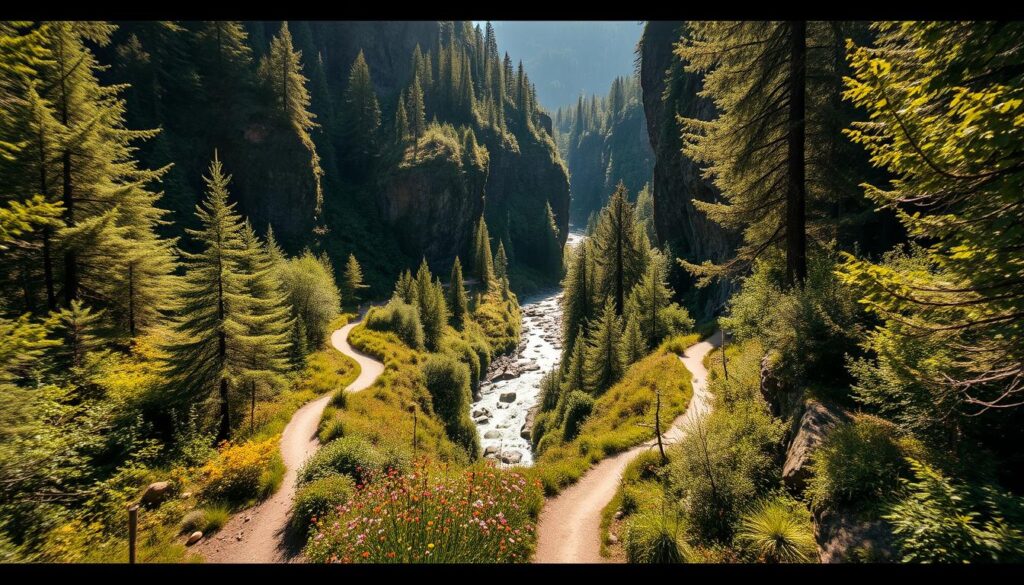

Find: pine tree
[621,314,647,366]
[472,215,494,289]
[838,22,1024,413]
[407,74,426,159]
[342,253,368,309]
[413,259,448,351]
[561,325,588,395]
[585,297,624,393]
[164,153,249,442]
[393,269,415,305]
[448,256,469,330]
[591,183,647,315]
[394,90,410,144]
[494,241,509,282]
[259,22,324,217]
[561,239,595,357]
[626,251,676,348]
[542,201,563,277]
[340,50,382,175]
[54,299,105,370]
[236,221,292,434]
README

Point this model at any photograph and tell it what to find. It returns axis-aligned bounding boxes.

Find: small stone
[613,510,624,520]
[236,533,244,541]
[483,445,499,458]
[475,417,490,425]
[186,531,203,546]
[499,450,523,464]
[484,430,501,439]
[180,491,192,499]
[244,515,252,523]
[140,481,172,506]
[608,534,619,545]
[499,392,517,403]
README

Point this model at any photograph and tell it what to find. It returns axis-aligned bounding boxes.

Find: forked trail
[194,319,384,563]
[533,331,723,563]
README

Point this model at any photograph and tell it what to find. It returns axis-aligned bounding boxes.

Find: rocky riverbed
[470,230,585,466]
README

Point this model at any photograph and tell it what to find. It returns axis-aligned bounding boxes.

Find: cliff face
[639,21,738,320]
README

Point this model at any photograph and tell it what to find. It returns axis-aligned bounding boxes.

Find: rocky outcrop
[140,481,172,507]
[783,400,849,493]
[639,22,738,321]
[815,507,897,563]
[377,142,487,267]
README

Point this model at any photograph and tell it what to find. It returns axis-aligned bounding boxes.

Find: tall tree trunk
[62,149,77,305]
[786,20,808,287]
[42,229,55,310]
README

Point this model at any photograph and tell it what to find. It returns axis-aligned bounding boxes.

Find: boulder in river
[520,406,538,440]
[500,450,523,464]
[499,392,517,403]
[484,445,500,458]
[484,430,501,439]
[472,407,492,419]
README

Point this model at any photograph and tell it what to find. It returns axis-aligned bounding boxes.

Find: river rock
[475,417,490,426]
[472,407,492,419]
[520,406,538,440]
[492,369,517,382]
[140,481,172,506]
[499,450,523,464]
[186,531,203,546]
[483,445,499,458]
[484,430,501,439]
[499,392,517,403]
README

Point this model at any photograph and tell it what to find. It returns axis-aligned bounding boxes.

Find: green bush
[366,300,425,350]
[298,436,404,486]
[291,475,356,538]
[659,303,696,338]
[197,438,284,506]
[422,354,479,457]
[562,390,595,442]
[806,414,919,512]
[443,337,481,392]
[624,512,687,563]
[318,418,345,443]
[736,494,817,563]
[329,389,348,408]
[885,459,1024,563]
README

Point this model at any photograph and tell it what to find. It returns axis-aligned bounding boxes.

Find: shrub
[806,414,920,512]
[736,494,817,563]
[304,460,542,563]
[329,389,348,408]
[298,436,405,487]
[422,354,479,457]
[561,391,594,442]
[318,418,345,443]
[291,475,356,538]
[659,304,695,339]
[197,438,283,506]
[623,512,687,563]
[443,336,481,392]
[885,459,1024,563]
[366,300,425,350]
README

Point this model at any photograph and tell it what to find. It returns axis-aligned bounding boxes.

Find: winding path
[533,331,723,563]
[194,319,385,563]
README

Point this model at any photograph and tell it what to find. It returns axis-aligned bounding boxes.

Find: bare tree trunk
[785,20,808,288]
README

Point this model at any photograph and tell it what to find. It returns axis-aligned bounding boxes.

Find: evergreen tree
[585,297,624,393]
[259,22,324,217]
[341,253,369,309]
[561,239,595,357]
[448,256,469,330]
[541,201,563,277]
[626,251,676,348]
[634,182,657,244]
[621,313,647,366]
[164,153,249,442]
[839,22,1024,414]
[413,258,448,351]
[494,240,509,282]
[339,50,382,175]
[54,299,106,371]
[236,221,292,434]
[561,325,588,395]
[591,182,647,315]
[472,215,494,289]
[407,74,426,158]
[393,269,415,305]
[394,90,409,144]
[280,250,341,357]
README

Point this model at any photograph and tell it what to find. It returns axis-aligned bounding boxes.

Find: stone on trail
[186,531,203,546]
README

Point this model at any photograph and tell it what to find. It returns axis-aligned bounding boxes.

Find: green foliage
[180,504,231,535]
[625,249,692,348]
[421,354,479,457]
[291,475,356,538]
[197,438,284,507]
[366,299,425,351]
[560,240,596,355]
[806,414,923,513]
[668,340,785,543]
[341,254,369,308]
[623,508,687,563]
[447,257,469,330]
[279,250,342,358]
[590,183,648,314]
[298,435,409,487]
[412,259,449,352]
[585,297,624,393]
[339,50,381,176]
[885,459,1024,563]
[472,215,495,289]
[561,390,595,442]
[736,494,817,563]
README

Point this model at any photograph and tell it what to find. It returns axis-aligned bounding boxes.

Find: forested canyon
[1,19,1023,566]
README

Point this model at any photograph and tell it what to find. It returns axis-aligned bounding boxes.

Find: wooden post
[128,504,139,564]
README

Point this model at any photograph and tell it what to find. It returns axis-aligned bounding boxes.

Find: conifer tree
[448,256,469,330]
[342,253,368,309]
[472,215,495,289]
[562,239,595,357]
[280,250,341,357]
[236,221,292,434]
[407,74,426,158]
[494,241,509,282]
[340,50,382,175]
[626,251,676,348]
[621,314,647,366]
[394,90,410,144]
[164,153,249,442]
[393,269,415,305]
[259,22,324,216]
[54,300,106,371]
[542,201,563,277]
[585,297,624,393]
[561,325,588,395]
[413,259,448,351]
[591,183,647,315]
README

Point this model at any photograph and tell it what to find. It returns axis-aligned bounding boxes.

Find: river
[471,230,586,466]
